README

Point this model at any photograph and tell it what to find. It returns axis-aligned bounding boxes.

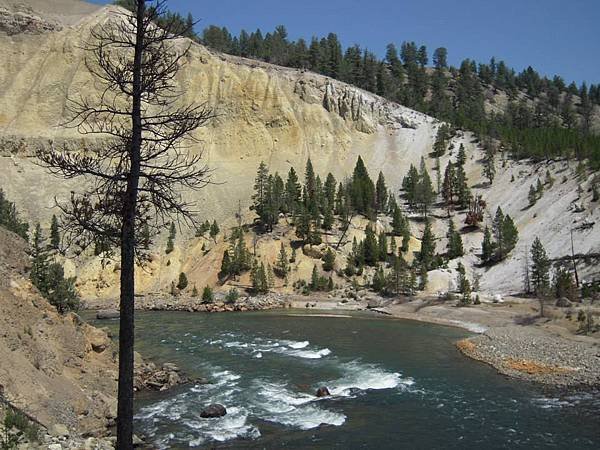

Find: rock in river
[316,386,330,397]
[200,404,227,418]
[96,309,120,319]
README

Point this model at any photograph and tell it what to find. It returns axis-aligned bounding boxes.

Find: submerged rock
[200,404,227,418]
[96,309,119,319]
[316,386,330,397]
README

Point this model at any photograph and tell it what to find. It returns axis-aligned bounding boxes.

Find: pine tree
[372,265,386,292]
[322,200,334,230]
[375,171,388,213]
[351,156,376,215]
[455,164,471,208]
[417,220,435,271]
[363,224,379,266]
[402,164,420,210]
[166,222,176,254]
[251,161,270,223]
[220,250,231,278]
[501,215,519,255]
[446,219,464,258]
[416,158,435,217]
[310,264,319,290]
[210,220,220,240]
[378,230,388,261]
[442,162,456,205]
[322,247,336,271]
[528,184,538,206]
[324,173,337,209]
[481,226,495,262]
[492,207,505,253]
[483,151,496,184]
[285,167,301,215]
[274,243,290,278]
[304,158,318,219]
[391,205,406,236]
[530,237,550,295]
[50,215,60,250]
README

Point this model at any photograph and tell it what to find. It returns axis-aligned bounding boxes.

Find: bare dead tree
[36,1,214,448]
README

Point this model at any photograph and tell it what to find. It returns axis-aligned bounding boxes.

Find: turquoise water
[88,310,600,449]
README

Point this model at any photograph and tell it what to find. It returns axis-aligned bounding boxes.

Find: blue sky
[89,0,599,85]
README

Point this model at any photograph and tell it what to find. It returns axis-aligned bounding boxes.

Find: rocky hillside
[0,227,117,435]
[0,0,598,298]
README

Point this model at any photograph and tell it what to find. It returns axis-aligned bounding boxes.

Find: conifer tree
[530,237,550,296]
[442,162,456,205]
[202,285,214,303]
[483,150,496,184]
[416,158,435,217]
[274,243,290,278]
[391,205,406,236]
[363,224,379,266]
[324,173,337,209]
[455,164,471,208]
[50,215,60,250]
[176,272,188,290]
[322,202,334,230]
[304,158,318,219]
[375,171,388,213]
[372,265,386,292]
[481,226,495,262]
[310,264,319,291]
[378,230,388,261]
[402,164,420,210]
[322,247,336,272]
[351,156,376,216]
[220,250,231,278]
[446,219,464,258]
[285,167,302,214]
[210,220,220,240]
[251,161,270,222]
[528,184,538,206]
[417,220,435,271]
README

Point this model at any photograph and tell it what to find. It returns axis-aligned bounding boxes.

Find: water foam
[327,361,411,396]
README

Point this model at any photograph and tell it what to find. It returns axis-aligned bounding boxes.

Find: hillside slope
[0,1,598,297]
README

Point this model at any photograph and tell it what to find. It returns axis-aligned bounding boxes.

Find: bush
[201,286,214,303]
[225,288,239,304]
[176,272,188,290]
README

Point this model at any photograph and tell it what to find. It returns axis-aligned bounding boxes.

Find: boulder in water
[96,309,120,319]
[200,404,227,418]
[316,386,330,397]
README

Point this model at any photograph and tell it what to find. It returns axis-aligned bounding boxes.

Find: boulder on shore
[316,386,330,397]
[200,404,227,418]
[96,309,120,319]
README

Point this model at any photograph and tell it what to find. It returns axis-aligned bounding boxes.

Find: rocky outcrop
[0,6,61,35]
[200,404,227,418]
[316,387,330,397]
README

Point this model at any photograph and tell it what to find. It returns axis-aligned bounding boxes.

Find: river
[87,310,600,449]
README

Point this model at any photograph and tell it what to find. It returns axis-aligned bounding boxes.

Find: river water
[87,310,600,449]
